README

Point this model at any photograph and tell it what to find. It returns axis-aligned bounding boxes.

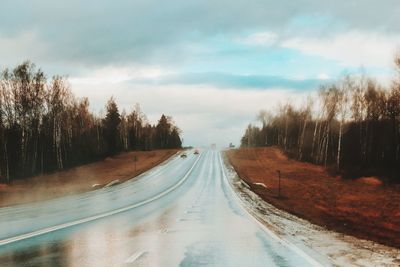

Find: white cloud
[69,66,175,85]
[281,31,400,68]
[0,31,50,67]
[317,73,330,80]
[238,31,278,46]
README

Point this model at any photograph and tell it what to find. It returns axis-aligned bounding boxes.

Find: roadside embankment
[226,147,400,248]
[0,149,178,207]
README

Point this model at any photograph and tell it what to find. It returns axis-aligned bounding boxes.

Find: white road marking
[184,209,200,214]
[0,154,203,247]
[125,251,147,263]
[158,227,168,234]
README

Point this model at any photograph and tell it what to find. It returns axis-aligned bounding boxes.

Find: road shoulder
[221,151,400,267]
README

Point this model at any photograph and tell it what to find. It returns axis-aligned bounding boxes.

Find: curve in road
[0,150,323,267]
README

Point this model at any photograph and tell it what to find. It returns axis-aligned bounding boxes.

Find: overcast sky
[1,0,400,147]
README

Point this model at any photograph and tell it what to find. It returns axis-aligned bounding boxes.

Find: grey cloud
[1,0,399,67]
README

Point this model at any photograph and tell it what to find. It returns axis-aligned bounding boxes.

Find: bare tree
[298,97,312,161]
[336,77,351,169]
[0,62,183,182]
[257,110,272,145]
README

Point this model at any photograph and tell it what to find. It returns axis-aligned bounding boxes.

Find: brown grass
[226,147,400,248]
[0,149,178,207]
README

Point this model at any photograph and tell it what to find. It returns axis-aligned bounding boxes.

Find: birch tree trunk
[336,120,343,170]
[299,119,307,160]
[324,127,330,167]
[4,138,9,183]
[284,116,288,150]
[311,120,318,160]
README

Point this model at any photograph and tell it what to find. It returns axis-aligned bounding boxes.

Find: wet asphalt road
[0,150,317,266]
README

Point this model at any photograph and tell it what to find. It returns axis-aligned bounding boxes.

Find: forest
[0,62,182,182]
[241,55,400,183]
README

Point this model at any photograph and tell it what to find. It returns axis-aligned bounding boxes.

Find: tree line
[0,62,182,182]
[241,55,400,183]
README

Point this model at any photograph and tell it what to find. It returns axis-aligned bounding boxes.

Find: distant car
[194,150,199,155]
[180,153,187,158]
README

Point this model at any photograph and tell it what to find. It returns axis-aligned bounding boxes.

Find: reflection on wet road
[0,150,316,266]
